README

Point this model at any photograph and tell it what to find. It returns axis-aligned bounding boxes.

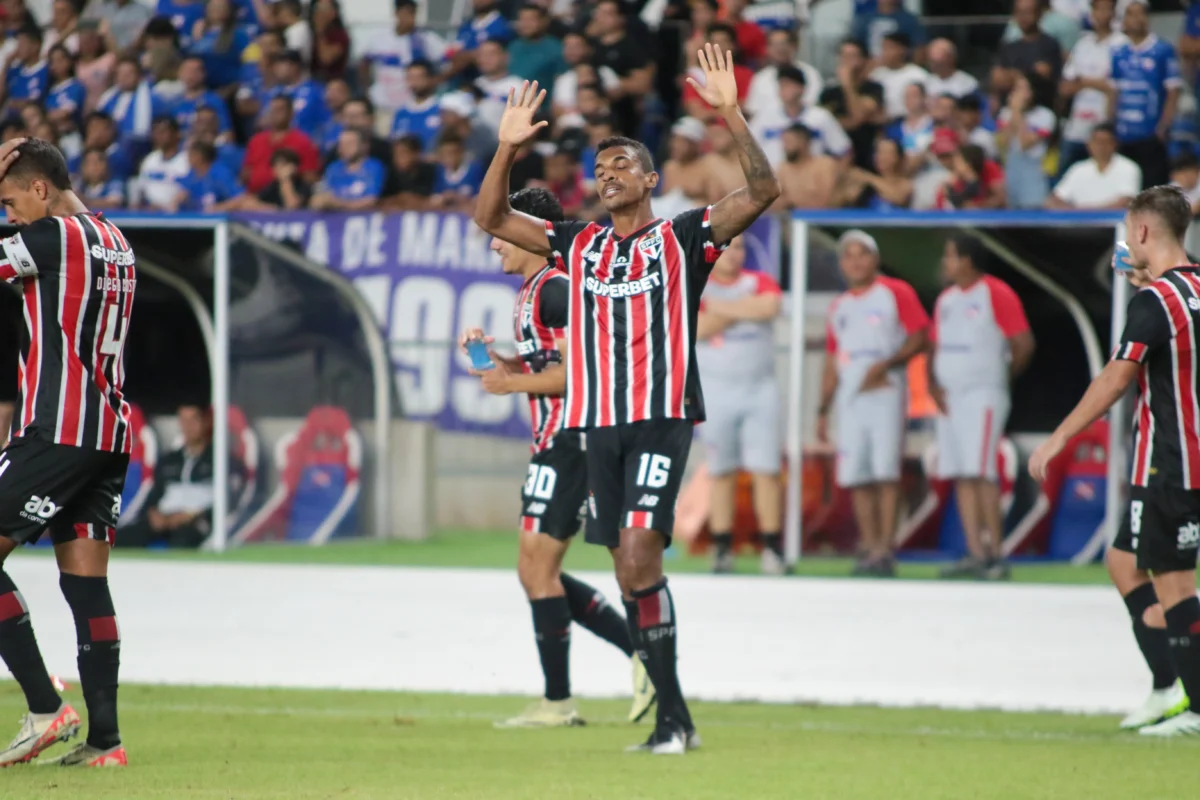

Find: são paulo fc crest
[519,302,534,329]
[639,233,664,261]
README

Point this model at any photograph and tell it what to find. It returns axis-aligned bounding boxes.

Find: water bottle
[1113,241,1136,272]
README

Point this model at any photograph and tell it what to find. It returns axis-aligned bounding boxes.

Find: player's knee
[1143,603,1167,629]
[619,532,664,593]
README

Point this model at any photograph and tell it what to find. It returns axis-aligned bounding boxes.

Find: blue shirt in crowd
[216,142,245,178]
[1110,34,1182,142]
[433,160,484,198]
[850,9,926,59]
[98,84,166,142]
[6,59,48,103]
[46,77,86,126]
[390,97,442,152]
[79,178,126,208]
[156,0,207,49]
[455,10,512,52]
[323,157,386,202]
[266,80,330,136]
[66,144,135,183]
[170,90,232,135]
[176,161,241,211]
[190,26,252,89]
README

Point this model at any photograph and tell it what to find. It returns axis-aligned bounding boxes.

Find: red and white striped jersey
[547,206,727,429]
[1114,266,1200,488]
[0,213,136,454]
[513,262,570,454]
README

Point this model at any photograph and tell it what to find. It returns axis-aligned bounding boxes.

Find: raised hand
[686,43,740,113]
[498,81,549,147]
[0,138,25,183]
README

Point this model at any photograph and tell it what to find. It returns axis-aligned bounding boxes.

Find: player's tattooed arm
[686,44,780,244]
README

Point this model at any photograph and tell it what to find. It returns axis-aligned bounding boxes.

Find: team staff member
[929,235,1035,581]
[1031,185,1200,737]
[819,231,930,578]
[460,187,652,730]
[695,235,785,575]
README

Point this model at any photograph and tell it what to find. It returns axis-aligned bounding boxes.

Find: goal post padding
[784,210,1127,565]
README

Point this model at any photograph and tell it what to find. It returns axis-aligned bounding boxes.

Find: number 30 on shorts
[524,465,557,500]
[636,454,672,489]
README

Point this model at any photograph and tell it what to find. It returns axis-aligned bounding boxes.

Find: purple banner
[234,210,780,438]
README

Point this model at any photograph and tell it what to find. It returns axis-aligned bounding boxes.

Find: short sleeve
[670,206,728,281]
[537,273,569,332]
[985,276,1030,338]
[1114,289,1171,363]
[754,272,782,296]
[883,277,930,334]
[1164,45,1184,89]
[1053,162,1082,204]
[545,219,592,261]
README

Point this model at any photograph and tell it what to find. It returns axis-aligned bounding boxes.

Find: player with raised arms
[474,43,780,754]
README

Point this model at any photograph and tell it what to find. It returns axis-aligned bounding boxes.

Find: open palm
[498,81,549,146]
[687,43,740,111]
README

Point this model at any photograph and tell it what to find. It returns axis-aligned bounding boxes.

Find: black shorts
[0,288,18,405]
[0,436,129,546]
[1126,484,1200,573]
[520,431,587,541]
[1112,502,1134,555]
[584,418,694,548]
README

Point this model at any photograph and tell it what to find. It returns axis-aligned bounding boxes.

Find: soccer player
[460,186,654,729]
[0,138,135,767]
[1030,185,1200,737]
[474,44,781,754]
[930,235,1035,580]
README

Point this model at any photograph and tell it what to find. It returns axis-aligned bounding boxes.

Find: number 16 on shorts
[636,454,671,489]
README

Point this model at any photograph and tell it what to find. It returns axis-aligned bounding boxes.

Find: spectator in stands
[704,115,755,199]
[170,56,232,137]
[992,0,1064,107]
[45,44,86,140]
[658,116,716,216]
[85,0,152,53]
[996,72,1056,209]
[236,28,283,125]
[820,38,886,170]
[116,404,243,550]
[509,2,564,99]
[98,54,161,146]
[316,77,351,150]
[540,144,586,216]
[72,110,133,182]
[930,91,956,129]
[310,127,385,211]
[889,81,934,173]
[359,0,448,118]
[390,60,441,152]
[696,235,785,575]
[924,38,978,100]
[157,0,206,50]
[718,0,767,65]
[242,94,320,193]
[1181,0,1200,89]
[1003,0,1081,54]
[775,123,838,210]
[870,32,928,121]
[269,49,330,135]
[328,96,397,176]
[557,80,608,132]
[745,27,822,121]
[836,136,913,210]
[76,146,126,209]
[192,105,243,173]
[432,131,484,211]
[447,0,513,82]
[1170,152,1200,214]
[752,64,851,169]
[551,31,617,119]
[380,134,436,210]
[43,0,81,56]
[590,0,654,136]
[1047,122,1141,209]
[936,142,1007,210]
[954,93,997,158]
[235,148,313,210]
[1109,0,1181,190]
[75,19,114,112]
[274,0,312,65]
[189,0,250,94]
[474,39,524,133]
[439,90,496,163]
[309,0,350,83]
[681,23,753,120]
[136,115,190,211]
[851,0,927,64]
[1058,0,1126,178]
[683,0,719,72]
[508,138,546,190]
[176,139,241,211]
[3,26,49,114]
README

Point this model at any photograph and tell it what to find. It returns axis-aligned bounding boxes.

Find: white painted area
[5,558,1147,715]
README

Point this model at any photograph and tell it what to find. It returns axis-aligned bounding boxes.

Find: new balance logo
[637,494,660,508]
[526,502,547,515]
[1178,521,1200,550]
[21,495,61,523]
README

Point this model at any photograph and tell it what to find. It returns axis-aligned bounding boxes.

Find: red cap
[930,128,959,156]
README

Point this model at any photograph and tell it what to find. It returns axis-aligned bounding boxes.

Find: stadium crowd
[0,0,1196,216]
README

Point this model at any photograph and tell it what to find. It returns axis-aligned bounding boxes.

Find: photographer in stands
[117,404,245,549]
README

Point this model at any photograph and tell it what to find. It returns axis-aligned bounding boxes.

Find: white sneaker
[1139,710,1200,737]
[760,548,786,576]
[625,728,686,755]
[1120,683,1189,729]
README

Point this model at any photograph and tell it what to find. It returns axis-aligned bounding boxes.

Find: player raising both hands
[474,44,780,754]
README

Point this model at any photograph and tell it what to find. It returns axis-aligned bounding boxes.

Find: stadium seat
[118,403,158,527]
[232,406,361,545]
[1045,421,1110,561]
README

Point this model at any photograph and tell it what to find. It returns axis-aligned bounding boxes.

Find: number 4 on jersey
[99,304,126,356]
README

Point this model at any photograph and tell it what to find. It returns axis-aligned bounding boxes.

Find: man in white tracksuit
[819,230,930,577]
[929,234,1035,580]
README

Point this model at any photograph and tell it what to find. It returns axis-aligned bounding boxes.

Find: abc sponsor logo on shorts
[1177,521,1200,551]
[20,495,61,523]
